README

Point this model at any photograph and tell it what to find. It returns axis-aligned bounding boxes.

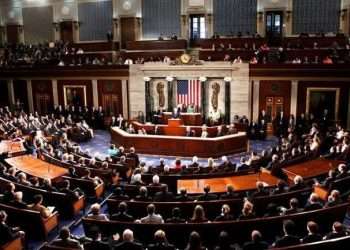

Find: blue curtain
[78,0,113,41]
[214,0,257,36]
[293,0,340,34]
[22,6,53,43]
[142,0,181,39]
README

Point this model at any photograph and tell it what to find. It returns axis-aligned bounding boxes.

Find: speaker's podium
[163,118,186,136]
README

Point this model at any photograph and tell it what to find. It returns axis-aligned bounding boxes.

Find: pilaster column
[252,80,260,122]
[290,80,298,117]
[92,80,99,108]
[26,80,34,113]
[224,77,232,124]
[52,79,59,107]
[144,77,152,122]
[122,80,128,118]
[7,80,15,107]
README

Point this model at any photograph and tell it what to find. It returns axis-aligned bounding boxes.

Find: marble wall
[128,62,250,121]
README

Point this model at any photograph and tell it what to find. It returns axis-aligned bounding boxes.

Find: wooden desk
[283,158,343,181]
[177,172,278,194]
[0,140,26,156]
[5,155,69,181]
[162,112,202,126]
[111,127,248,158]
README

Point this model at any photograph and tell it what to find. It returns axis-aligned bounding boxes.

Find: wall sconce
[224,77,232,82]
[166,76,174,82]
[143,76,151,82]
[199,76,207,82]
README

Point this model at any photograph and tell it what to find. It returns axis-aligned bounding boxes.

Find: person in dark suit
[220,184,241,199]
[250,181,269,198]
[153,185,174,202]
[301,221,323,244]
[110,202,134,222]
[175,188,193,201]
[283,198,304,215]
[147,230,175,250]
[2,182,16,204]
[242,230,269,250]
[113,229,144,250]
[304,193,323,211]
[197,185,218,201]
[324,221,349,240]
[166,207,186,223]
[9,192,28,209]
[272,220,300,248]
[59,180,81,201]
[0,210,25,245]
[215,204,234,221]
[84,227,110,250]
[214,231,235,250]
[51,227,83,249]
[274,111,287,138]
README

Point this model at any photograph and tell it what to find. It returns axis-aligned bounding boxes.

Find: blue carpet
[79,130,279,166]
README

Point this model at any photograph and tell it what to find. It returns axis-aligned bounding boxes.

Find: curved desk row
[111,127,248,158]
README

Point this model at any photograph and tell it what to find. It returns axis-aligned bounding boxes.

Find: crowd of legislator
[0,103,350,249]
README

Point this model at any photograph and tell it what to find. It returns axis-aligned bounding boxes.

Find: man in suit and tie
[114,229,144,250]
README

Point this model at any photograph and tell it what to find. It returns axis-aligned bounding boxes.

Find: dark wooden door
[6,25,20,44]
[266,11,283,46]
[120,17,138,49]
[60,21,74,42]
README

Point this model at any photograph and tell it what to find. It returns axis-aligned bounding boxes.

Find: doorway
[265,96,284,121]
[265,11,283,46]
[189,14,206,42]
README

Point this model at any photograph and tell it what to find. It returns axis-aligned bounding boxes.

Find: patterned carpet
[79,130,279,166]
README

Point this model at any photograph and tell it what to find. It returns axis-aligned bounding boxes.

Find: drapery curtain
[78,0,113,41]
[22,6,53,44]
[142,0,181,39]
[213,0,257,36]
[293,0,340,34]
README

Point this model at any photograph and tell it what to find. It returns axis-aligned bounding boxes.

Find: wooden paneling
[31,80,54,114]
[97,80,123,116]
[6,25,21,44]
[13,80,28,111]
[0,80,9,107]
[111,127,248,158]
[60,21,74,42]
[70,41,119,51]
[57,80,93,107]
[259,80,291,117]
[297,81,350,124]
[126,39,187,50]
[0,65,129,78]
[120,17,140,49]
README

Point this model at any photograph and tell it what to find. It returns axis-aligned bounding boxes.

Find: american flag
[176,80,201,107]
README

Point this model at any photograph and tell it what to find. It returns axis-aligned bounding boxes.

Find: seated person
[242,230,269,250]
[86,203,109,221]
[9,192,28,209]
[51,227,83,249]
[59,180,82,201]
[220,184,240,199]
[238,200,255,220]
[272,220,300,248]
[0,210,25,246]
[147,230,175,250]
[214,231,235,250]
[215,204,234,221]
[166,207,186,223]
[324,221,349,240]
[134,186,152,201]
[140,204,164,224]
[176,188,193,201]
[111,202,134,222]
[113,229,144,250]
[29,194,52,218]
[304,193,323,211]
[282,198,304,215]
[84,227,110,250]
[153,185,174,202]
[2,182,16,204]
[301,221,323,244]
[197,185,218,201]
[17,172,31,186]
[111,187,129,200]
[190,205,208,223]
[250,181,269,198]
